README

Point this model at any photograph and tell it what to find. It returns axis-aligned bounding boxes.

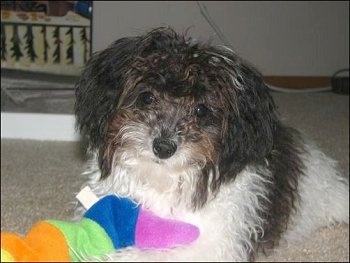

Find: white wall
[1,113,81,141]
[92,1,349,76]
[2,1,348,141]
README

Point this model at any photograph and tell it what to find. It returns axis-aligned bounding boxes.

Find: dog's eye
[138,91,154,106]
[194,104,208,118]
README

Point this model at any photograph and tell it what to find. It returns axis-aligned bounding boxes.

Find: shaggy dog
[74,27,349,261]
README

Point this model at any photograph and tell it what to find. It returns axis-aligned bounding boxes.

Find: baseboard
[263,76,331,89]
[1,112,81,141]
[0,76,334,142]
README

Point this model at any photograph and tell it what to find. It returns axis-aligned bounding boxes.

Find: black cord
[331,69,349,95]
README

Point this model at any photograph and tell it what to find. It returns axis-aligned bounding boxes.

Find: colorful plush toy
[1,187,200,262]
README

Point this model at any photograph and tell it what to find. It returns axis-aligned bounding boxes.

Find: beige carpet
[1,92,349,261]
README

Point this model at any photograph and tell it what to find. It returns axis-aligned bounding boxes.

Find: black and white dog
[74,27,349,261]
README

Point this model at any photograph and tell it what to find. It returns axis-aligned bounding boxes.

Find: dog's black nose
[152,138,177,159]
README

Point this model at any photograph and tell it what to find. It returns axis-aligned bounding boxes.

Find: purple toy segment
[135,209,200,249]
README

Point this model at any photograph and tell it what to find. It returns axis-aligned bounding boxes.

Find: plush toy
[1,187,200,262]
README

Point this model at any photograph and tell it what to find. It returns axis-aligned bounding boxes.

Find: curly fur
[74,27,349,261]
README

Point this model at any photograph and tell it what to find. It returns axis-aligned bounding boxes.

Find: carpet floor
[1,91,349,261]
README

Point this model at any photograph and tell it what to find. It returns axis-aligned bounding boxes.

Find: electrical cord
[266,84,332,93]
[196,1,233,50]
[331,68,349,94]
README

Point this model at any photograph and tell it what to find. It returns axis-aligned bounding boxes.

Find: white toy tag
[75,186,99,210]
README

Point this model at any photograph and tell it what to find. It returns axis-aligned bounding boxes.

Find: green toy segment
[1,248,14,262]
[47,218,115,261]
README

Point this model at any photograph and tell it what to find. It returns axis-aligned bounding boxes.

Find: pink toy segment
[135,209,200,249]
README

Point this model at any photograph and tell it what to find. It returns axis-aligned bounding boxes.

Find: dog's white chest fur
[78,144,348,261]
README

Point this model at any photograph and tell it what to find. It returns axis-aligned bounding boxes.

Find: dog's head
[75,27,277,209]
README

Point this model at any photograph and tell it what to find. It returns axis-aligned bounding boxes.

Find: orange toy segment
[1,221,70,262]
[25,221,70,261]
[1,232,39,262]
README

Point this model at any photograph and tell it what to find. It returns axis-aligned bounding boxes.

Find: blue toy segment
[84,195,140,249]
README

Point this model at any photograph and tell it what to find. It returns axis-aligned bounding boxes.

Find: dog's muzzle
[152,138,177,159]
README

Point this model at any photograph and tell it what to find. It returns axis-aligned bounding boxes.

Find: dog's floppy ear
[75,37,138,149]
[219,65,278,180]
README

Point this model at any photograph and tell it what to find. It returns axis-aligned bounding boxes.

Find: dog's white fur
[78,141,348,262]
